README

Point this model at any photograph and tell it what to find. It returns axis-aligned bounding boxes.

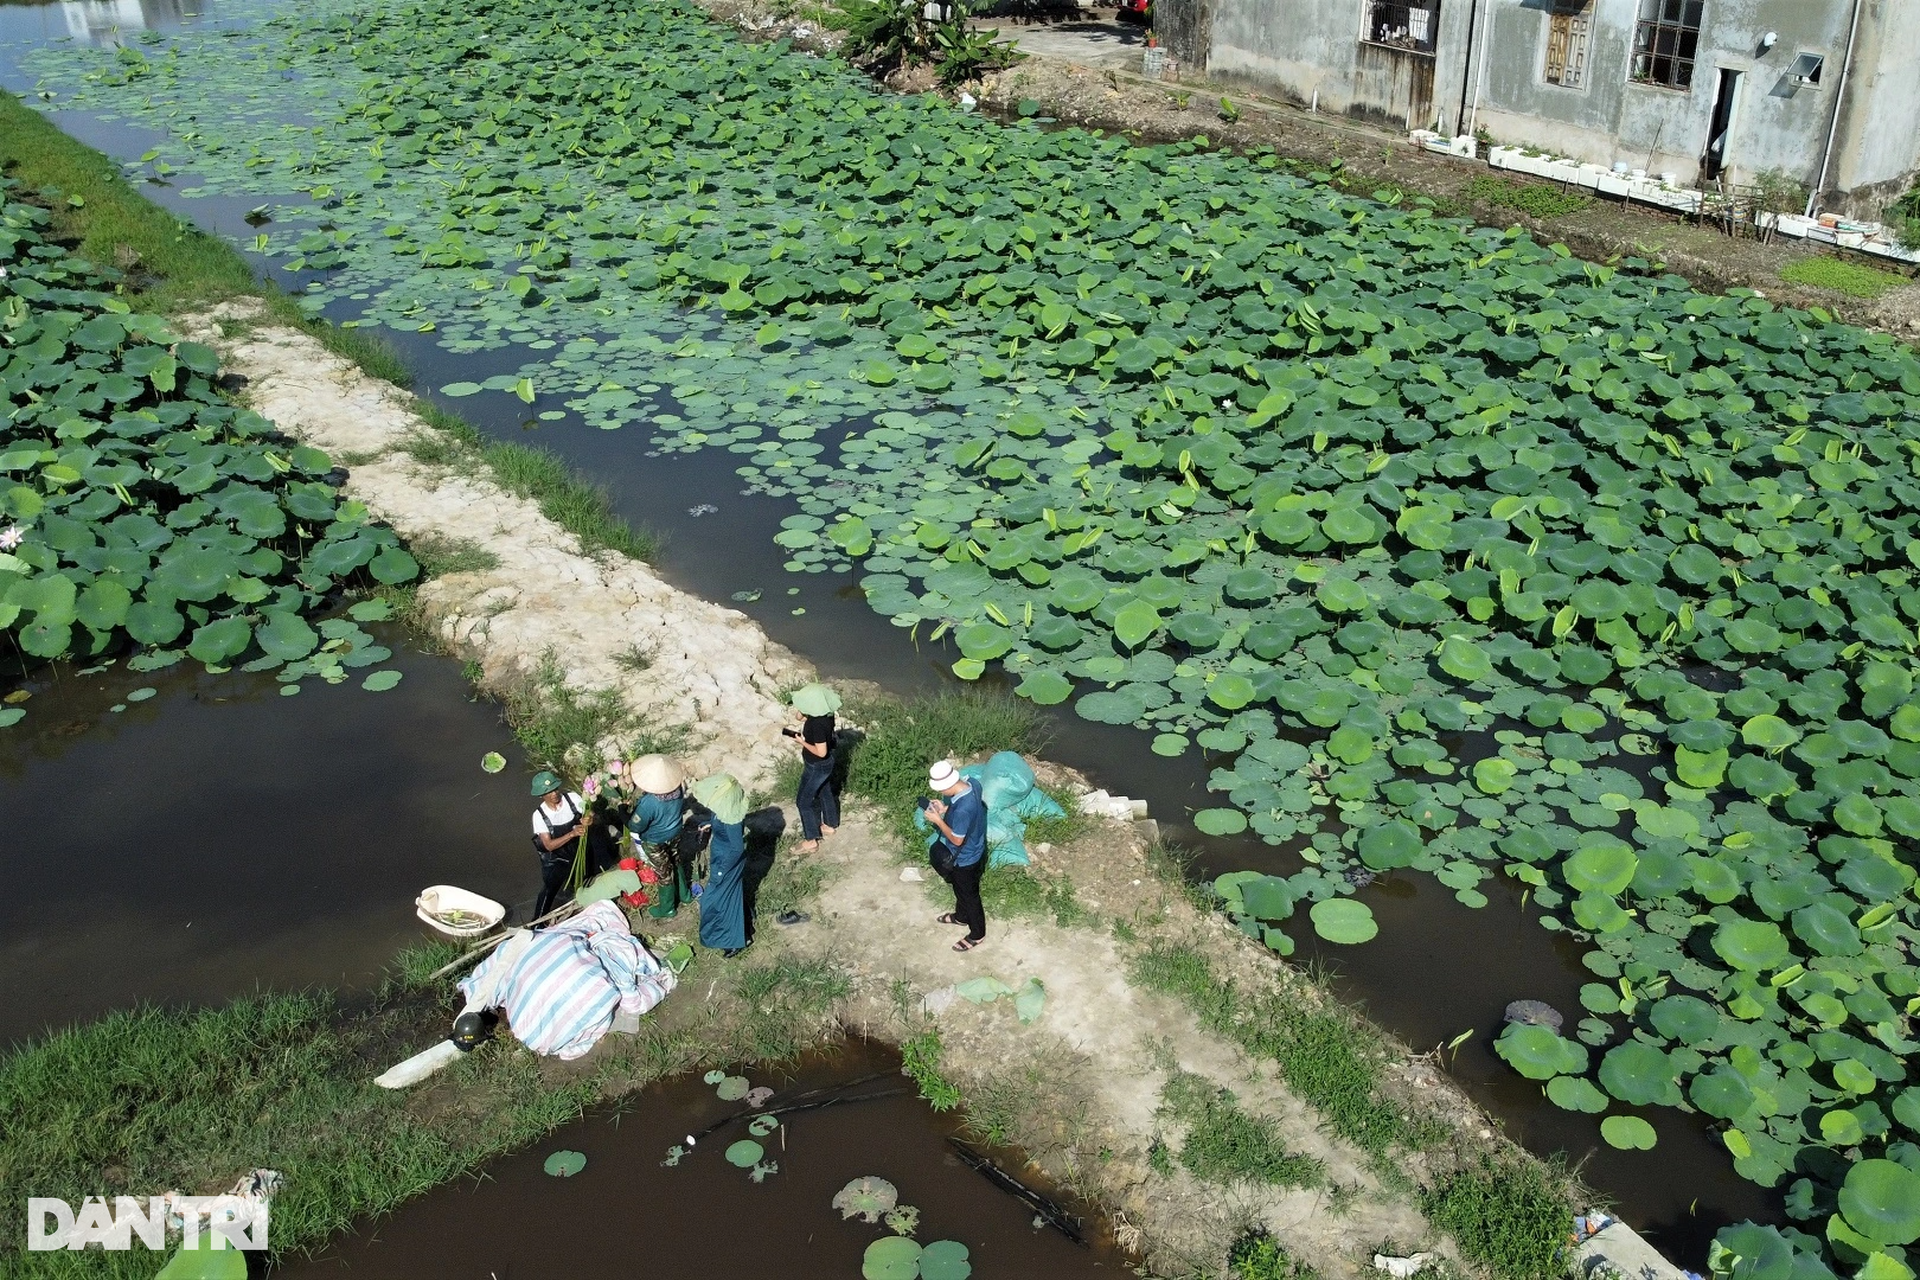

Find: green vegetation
[979,862,1086,925]
[845,689,1049,815]
[19,0,1920,1261]
[1889,186,1920,251]
[0,181,418,710]
[398,409,658,561]
[406,532,502,577]
[1777,254,1910,300]
[1157,1070,1324,1188]
[1229,1231,1321,1280]
[0,992,600,1280]
[839,0,1021,85]
[1462,175,1592,220]
[500,651,663,770]
[1130,944,1434,1160]
[729,956,851,1059]
[899,1027,962,1112]
[1418,1157,1572,1280]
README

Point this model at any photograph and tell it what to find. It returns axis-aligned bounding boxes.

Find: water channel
[276,1041,1123,1278]
[0,0,1780,1260]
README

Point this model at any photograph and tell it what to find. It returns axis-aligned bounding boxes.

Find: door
[1704,67,1741,181]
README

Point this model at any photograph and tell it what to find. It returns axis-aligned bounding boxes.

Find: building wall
[1166,0,1917,208]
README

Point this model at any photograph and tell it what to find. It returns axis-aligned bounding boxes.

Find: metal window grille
[1365,0,1439,55]
[1544,0,1592,88]
[1631,0,1703,90]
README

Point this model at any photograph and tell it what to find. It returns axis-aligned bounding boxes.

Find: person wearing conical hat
[626,754,691,919]
[786,682,842,853]
[689,772,752,958]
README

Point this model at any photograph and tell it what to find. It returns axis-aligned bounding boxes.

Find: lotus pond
[273,1040,1117,1279]
[10,0,1920,1270]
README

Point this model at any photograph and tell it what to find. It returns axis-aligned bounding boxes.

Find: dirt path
[184,301,808,787]
[181,302,1529,1277]
[788,807,1439,1278]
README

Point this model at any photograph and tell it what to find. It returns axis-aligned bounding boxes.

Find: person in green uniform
[690,772,751,957]
[626,754,690,918]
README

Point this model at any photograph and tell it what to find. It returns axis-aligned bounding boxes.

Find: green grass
[1778,254,1911,300]
[398,408,657,562]
[1158,1070,1324,1189]
[899,1027,962,1112]
[1463,175,1591,221]
[729,956,851,1060]
[407,532,502,578]
[0,993,600,1278]
[979,862,1086,926]
[1129,944,1433,1159]
[1418,1157,1572,1280]
[845,689,1050,810]
[1229,1230,1321,1280]
[499,651,666,771]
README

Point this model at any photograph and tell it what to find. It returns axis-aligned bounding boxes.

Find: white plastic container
[415,885,506,937]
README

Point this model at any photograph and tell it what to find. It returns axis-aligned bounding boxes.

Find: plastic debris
[1373,1253,1436,1278]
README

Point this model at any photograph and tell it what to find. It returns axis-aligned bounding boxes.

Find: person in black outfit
[529,769,587,922]
[789,707,840,852]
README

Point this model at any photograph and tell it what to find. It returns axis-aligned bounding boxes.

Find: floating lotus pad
[863,1236,923,1280]
[832,1176,898,1223]
[1600,1115,1658,1151]
[724,1140,764,1168]
[543,1150,587,1177]
[1309,898,1377,944]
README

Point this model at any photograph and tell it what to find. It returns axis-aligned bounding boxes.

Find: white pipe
[1807,0,1864,217]
[1466,0,1494,137]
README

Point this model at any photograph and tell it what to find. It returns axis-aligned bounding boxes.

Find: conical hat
[690,772,749,825]
[788,682,842,717]
[630,754,684,794]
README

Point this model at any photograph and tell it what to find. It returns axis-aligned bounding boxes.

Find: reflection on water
[56,0,206,44]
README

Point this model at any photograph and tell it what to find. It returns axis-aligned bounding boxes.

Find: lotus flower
[0,525,21,551]
[583,774,601,798]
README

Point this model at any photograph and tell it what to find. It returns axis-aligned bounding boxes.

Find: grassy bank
[0,89,655,566]
[0,947,848,1279]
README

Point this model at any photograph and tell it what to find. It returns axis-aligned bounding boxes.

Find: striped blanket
[458,901,676,1060]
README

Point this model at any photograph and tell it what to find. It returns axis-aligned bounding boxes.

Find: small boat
[415,885,506,937]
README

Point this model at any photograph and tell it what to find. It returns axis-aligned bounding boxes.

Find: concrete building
[1155,0,1920,216]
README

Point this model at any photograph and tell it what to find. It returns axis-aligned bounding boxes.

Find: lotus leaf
[1792,903,1863,957]
[1601,1115,1658,1150]
[1015,670,1073,705]
[1545,1075,1609,1113]
[1238,876,1297,921]
[716,1075,750,1101]
[1309,898,1377,944]
[864,1236,924,1280]
[1649,995,1720,1043]
[919,1240,972,1280]
[1563,839,1637,896]
[1598,1041,1679,1107]
[1495,1023,1589,1080]
[724,1140,764,1168]
[1840,1160,1920,1246]
[543,1149,587,1177]
[1713,919,1792,972]
[1352,821,1418,871]
[1194,808,1249,836]
[833,1176,899,1223]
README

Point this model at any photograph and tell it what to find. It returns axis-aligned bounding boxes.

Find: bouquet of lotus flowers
[563,759,628,894]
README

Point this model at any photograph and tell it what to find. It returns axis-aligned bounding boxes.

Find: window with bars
[1544,0,1592,88]
[1631,0,1703,90]
[1365,0,1439,55]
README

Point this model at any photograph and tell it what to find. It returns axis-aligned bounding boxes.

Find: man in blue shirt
[925,759,988,951]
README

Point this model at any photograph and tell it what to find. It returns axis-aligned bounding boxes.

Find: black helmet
[450,1010,497,1051]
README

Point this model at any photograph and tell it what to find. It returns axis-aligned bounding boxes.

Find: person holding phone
[786,683,842,853]
[923,759,987,952]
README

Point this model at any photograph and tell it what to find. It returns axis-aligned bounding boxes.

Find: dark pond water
[0,5,1774,1260]
[0,629,534,1048]
[274,1040,1122,1278]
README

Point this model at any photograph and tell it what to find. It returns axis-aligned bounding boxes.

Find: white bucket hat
[928,760,960,791]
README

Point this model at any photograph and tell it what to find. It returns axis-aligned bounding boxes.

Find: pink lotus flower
[583,775,601,798]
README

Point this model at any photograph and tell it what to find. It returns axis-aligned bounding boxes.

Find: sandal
[952,937,984,952]
[935,912,965,926]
